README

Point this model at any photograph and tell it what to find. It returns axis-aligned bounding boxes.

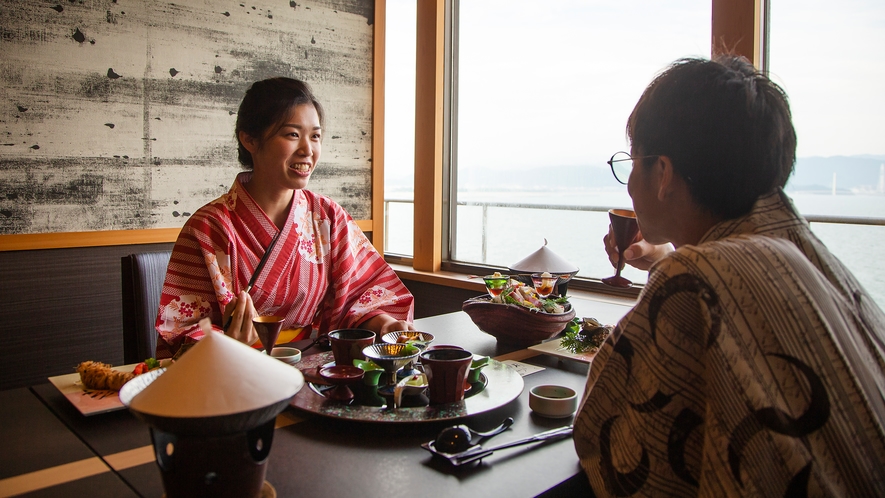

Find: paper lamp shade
[509,239,578,274]
[122,330,304,434]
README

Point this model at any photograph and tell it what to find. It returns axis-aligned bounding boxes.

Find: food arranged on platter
[463,275,577,346]
[51,359,168,416]
[290,350,525,423]
[381,330,436,350]
[76,361,136,391]
[299,339,498,414]
[76,358,168,391]
[486,273,570,314]
[397,332,428,344]
[560,317,613,354]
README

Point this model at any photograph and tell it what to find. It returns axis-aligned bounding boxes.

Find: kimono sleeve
[574,252,714,497]
[319,203,414,332]
[154,210,237,358]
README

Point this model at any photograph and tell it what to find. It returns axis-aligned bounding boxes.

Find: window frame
[405,0,764,297]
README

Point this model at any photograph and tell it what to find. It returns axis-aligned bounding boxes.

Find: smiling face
[241,103,323,193]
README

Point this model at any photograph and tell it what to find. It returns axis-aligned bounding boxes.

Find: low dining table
[1,296,632,498]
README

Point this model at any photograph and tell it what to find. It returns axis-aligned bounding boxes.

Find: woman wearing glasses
[574,56,885,496]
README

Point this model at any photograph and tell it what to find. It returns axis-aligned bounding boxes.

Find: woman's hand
[603,226,673,272]
[360,313,415,336]
[222,290,259,345]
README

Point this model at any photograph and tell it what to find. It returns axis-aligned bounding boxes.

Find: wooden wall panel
[0,242,174,391]
[0,0,375,239]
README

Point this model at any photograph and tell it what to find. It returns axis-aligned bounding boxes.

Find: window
[385,0,885,309]
[769,0,885,307]
[450,1,710,285]
[384,0,417,257]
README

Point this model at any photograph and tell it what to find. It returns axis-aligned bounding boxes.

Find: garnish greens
[560,317,612,354]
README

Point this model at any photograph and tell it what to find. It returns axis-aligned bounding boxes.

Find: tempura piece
[77,361,135,391]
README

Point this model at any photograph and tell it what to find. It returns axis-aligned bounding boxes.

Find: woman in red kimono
[155,78,414,359]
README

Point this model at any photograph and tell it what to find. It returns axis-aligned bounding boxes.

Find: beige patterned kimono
[574,190,885,496]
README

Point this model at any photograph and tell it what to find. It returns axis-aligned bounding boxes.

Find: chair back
[122,251,172,364]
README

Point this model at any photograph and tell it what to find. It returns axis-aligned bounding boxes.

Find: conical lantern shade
[123,325,304,435]
[510,239,579,274]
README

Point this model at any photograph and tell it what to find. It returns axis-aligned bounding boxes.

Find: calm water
[385,189,885,310]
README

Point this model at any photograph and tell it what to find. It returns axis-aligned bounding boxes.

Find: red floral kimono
[155,172,414,359]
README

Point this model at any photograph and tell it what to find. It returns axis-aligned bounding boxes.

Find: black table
[13,297,632,497]
[0,388,139,497]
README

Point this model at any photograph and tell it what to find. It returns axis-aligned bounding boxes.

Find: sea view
[385,188,885,310]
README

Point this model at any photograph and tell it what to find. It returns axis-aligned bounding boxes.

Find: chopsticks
[222,230,282,332]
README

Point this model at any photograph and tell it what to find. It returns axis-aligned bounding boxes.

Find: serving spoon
[432,417,514,453]
[423,425,573,467]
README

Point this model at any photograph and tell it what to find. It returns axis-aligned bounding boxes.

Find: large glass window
[384,1,884,309]
[451,1,710,284]
[383,0,417,257]
[769,0,885,307]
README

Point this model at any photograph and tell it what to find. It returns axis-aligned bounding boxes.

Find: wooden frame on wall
[0,0,385,254]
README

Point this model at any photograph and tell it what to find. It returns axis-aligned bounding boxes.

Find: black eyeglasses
[606,151,658,185]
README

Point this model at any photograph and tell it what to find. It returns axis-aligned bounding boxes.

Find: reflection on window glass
[454,1,710,283]
[384,0,416,256]
[769,0,885,308]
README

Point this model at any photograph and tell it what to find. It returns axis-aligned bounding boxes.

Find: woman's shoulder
[299,189,339,206]
[175,189,242,238]
[297,189,351,218]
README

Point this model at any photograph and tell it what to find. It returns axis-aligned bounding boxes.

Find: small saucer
[318,365,365,402]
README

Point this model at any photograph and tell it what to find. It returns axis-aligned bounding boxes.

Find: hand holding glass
[602,209,640,288]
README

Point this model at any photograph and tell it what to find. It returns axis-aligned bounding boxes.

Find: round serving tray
[288,351,524,423]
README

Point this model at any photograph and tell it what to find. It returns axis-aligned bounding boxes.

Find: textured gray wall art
[0,0,375,235]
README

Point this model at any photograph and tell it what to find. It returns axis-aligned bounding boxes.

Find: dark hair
[235,77,325,168]
[626,55,796,219]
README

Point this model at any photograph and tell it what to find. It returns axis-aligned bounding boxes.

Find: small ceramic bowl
[425,344,464,351]
[381,331,435,349]
[529,385,578,418]
[269,347,302,366]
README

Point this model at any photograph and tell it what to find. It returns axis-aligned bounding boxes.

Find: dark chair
[122,251,172,364]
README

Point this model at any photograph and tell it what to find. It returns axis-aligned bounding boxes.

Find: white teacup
[529,385,578,418]
[268,347,302,366]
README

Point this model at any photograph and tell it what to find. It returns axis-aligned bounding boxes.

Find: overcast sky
[385,0,884,177]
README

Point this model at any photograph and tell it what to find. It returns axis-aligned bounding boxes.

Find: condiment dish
[528,385,578,418]
[268,347,301,365]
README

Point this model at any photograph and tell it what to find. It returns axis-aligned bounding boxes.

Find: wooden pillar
[712,0,763,67]
[370,0,386,252]
[413,0,445,272]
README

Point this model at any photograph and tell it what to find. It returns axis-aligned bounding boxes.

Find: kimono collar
[698,188,809,244]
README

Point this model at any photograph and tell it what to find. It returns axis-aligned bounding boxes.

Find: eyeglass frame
[606,151,659,185]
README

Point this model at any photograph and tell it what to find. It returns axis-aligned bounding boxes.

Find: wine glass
[601,209,640,288]
[530,273,557,298]
[253,315,284,356]
[482,274,509,298]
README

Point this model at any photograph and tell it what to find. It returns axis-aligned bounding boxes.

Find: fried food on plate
[77,361,135,391]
